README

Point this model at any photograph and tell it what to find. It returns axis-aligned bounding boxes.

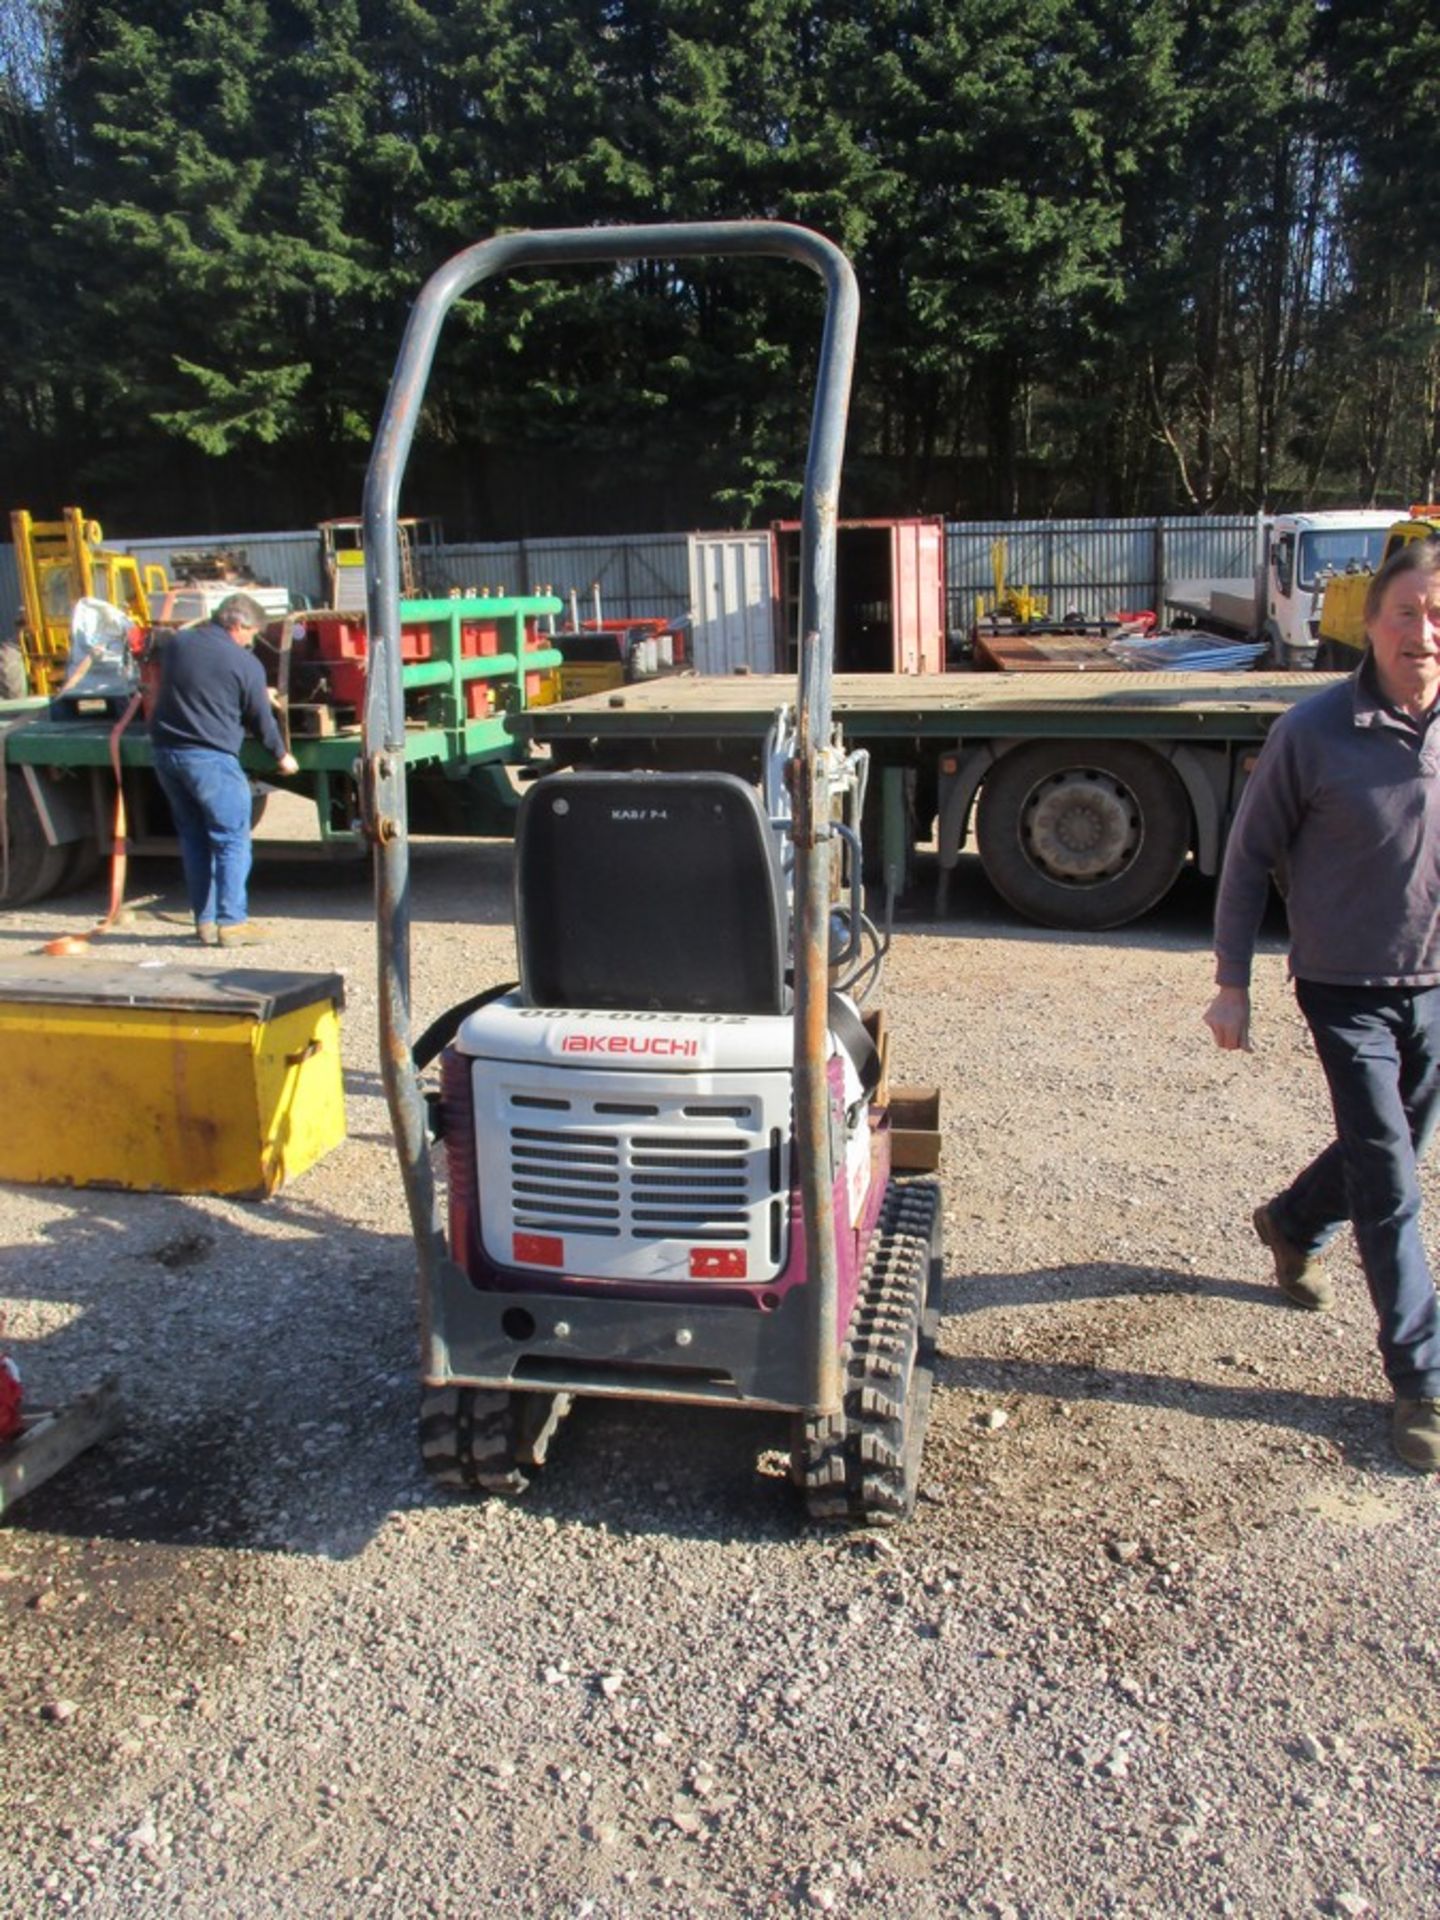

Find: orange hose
[41,692,143,957]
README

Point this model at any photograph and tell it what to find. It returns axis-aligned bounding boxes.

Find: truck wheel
[975,741,1189,930]
[59,835,104,893]
[1314,639,1356,673]
[0,770,70,905]
[0,643,27,701]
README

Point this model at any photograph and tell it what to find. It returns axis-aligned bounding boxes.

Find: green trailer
[0,593,561,906]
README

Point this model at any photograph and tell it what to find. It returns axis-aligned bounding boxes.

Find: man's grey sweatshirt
[1213,662,1440,989]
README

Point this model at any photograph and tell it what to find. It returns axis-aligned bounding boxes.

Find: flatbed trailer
[0,594,562,906]
[521,667,1336,930]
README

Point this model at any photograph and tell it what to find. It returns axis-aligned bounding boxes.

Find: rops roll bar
[360,222,859,1408]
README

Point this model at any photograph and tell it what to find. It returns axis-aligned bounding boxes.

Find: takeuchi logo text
[560,1032,701,1058]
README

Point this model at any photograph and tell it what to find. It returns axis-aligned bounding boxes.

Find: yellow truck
[5,508,167,698]
[1315,505,1440,667]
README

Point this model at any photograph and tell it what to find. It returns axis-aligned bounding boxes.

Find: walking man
[151,591,298,948]
[1204,540,1440,1472]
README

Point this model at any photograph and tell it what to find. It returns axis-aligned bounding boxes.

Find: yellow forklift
[5,507,167,699]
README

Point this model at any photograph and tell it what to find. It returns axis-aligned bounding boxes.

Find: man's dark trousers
[1269,979,1440,1399]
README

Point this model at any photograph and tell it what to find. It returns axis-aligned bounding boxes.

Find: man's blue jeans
[152,746,253,930]
[1270,978,1440,1399]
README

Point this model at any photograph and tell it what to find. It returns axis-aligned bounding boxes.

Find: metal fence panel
[123,530,326,609]
[946,518,1159,627]
[944,515,1265,628]
[432,533,693,623]
[1157,516,1263,605]
[1,513,1276,658]
[427,542,526,598]
[1158,515,1261,583]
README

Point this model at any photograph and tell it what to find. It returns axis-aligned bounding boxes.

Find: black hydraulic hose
[411,981,517,1072]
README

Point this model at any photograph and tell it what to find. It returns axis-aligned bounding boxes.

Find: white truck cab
[1263,509,1396,665]
[1167,508,1397,667]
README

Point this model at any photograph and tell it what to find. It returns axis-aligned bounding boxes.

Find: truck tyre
[1,769,71,905]
[975,741,1189,930]
[59,834,104,892]
[0,642,28,701]
[1315,638,1355,673]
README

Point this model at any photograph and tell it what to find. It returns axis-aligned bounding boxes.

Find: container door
[890,518,945,673]
[688,532,776,674]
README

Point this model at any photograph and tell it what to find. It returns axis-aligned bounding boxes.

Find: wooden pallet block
[889,1085,942,1172]
[284,701,338,737]
[0,1377,122,1517]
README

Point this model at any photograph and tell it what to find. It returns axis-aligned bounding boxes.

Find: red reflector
[690,1248,747,1279]
[514,1232,563,1267]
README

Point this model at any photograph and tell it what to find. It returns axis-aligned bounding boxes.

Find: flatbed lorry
[2,615,1338,932]
[519,667,1336,930]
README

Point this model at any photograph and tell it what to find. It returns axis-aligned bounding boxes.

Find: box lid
[0,959,346,1022]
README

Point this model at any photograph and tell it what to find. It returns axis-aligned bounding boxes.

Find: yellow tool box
[0,960,346,1197]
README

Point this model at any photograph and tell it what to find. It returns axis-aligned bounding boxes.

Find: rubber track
[419,1386,529,1494]
[800,1179,942,1527]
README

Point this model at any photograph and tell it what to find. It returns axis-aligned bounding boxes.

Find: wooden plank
[0,1377,122,1516]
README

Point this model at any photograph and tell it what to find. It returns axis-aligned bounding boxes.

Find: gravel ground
[2,808,1438,1919]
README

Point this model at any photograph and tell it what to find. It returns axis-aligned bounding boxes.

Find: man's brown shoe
[1253,1204,1333,1311]
[195,922,219,947]
[218,922,269,948]
[1393,1397,1440,1473]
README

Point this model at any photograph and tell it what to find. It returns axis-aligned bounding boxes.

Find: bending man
[151,591,298,948]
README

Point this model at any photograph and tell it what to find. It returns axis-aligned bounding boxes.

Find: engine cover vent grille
[472,1065,792,1282]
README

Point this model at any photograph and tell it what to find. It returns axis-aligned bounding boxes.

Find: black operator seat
[514,770,789,1015]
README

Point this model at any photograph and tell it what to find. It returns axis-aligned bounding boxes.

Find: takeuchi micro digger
[360,222,944,1523]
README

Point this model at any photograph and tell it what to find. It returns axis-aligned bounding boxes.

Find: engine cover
[454,996,802,1285]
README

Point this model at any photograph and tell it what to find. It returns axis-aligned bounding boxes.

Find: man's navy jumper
[150,622,287,762]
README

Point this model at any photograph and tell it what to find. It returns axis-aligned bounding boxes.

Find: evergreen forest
[2,0,1438,538]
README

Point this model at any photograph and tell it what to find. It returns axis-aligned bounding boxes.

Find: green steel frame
[1,594,563,847]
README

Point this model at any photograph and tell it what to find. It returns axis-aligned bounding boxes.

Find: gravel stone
[2,832,1439,1915]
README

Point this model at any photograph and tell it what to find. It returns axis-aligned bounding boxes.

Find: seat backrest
[515,770,788,1014]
